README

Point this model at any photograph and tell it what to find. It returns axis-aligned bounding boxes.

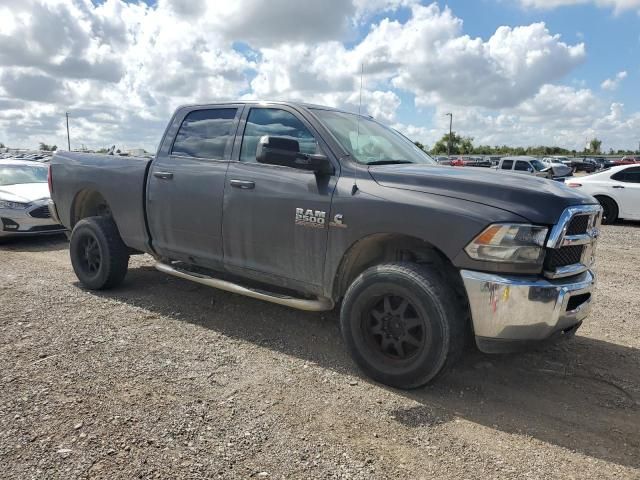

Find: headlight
[465,224,548,264]
[0,200,28,209]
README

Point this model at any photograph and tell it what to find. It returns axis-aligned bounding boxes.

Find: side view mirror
[256,136,333,175]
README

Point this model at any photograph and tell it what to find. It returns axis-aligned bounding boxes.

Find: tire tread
[341,262,468,389]
[70,216,129,290]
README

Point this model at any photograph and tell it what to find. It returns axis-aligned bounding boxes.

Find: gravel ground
[0,224,639,479]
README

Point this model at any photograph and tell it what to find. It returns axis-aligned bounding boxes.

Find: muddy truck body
[50,101,602,388]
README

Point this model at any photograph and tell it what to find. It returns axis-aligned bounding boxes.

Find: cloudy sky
[0,0,638,152]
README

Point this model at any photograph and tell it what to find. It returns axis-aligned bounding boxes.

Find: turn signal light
[566,183,582,188]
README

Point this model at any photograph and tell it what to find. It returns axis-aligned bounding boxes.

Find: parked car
[435,156,451,165]
[0,160,66,238]
[449,156,491,168]
[586,157,612,170]
[551,156,573,167]
[465,156,492,168]
[450,156,466,167]
[565,164,640,224]
[541,157,574,178]
[50,100,601,389]
[569,157,598,173]
[497,156,553,178]
[614,156,640,166]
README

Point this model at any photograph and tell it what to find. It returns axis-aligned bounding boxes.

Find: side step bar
[155,262,334,312]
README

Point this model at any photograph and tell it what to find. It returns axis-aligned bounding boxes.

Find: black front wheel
[340,263,467,389]
[70,217,129,290]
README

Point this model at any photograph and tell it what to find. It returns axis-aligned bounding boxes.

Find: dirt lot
[1,224,639,479]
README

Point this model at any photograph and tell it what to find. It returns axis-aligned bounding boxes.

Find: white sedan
[0,160,66,238]
[565,165,640,224]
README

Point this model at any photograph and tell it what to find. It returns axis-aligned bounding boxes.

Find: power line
[445,113,453,156]
[65,112,71,151]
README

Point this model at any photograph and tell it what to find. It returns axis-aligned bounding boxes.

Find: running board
[155,262,334,312]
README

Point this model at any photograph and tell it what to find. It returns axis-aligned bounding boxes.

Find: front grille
[544,205,602,278]
[29,205,51,219]
[566,215,589,235]
[545,245,584,270]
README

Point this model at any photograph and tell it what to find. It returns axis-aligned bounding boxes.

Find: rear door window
[172,108,237,159]
[612,167,640,183]
[501,160,513,170]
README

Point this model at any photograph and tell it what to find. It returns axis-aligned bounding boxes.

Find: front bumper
[0,201,66,237]
[461,269,594,353]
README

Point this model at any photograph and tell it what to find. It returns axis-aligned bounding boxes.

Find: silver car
[496,156,553,178]
[0,160,66,238]
[541,157,573,178]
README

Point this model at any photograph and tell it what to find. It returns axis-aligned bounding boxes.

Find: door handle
[153,171,174,180]
[230,179,255,190]
[612,185,625,189]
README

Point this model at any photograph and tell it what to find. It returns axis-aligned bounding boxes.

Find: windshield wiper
[366,160,414,165]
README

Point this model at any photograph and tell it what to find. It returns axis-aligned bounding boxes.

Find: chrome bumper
[461,269,594,348]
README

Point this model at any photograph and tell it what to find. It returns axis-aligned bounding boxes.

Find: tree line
[415,133,636,157]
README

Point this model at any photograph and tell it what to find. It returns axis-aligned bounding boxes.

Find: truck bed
[50,151,154,253]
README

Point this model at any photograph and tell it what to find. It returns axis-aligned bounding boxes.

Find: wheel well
[593,194,618,208]
[333,234,465,301]
[70,189,112,227]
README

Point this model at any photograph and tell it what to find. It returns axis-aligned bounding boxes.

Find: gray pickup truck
[49,101,602,389]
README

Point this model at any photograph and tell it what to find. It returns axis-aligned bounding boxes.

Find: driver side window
[239,108,317,163]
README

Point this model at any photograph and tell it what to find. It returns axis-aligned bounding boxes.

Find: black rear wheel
[79,235,101,275]
[596,196,618,225]
[340,262,467,389]
[70,217,129,290]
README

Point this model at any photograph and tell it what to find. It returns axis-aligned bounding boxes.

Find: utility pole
[445,113,453,156]
[65,112,71,151]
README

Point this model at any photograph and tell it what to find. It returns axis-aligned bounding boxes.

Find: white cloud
[0,0,125,82]
[0,0,637,151]
[353,0,419,18]
[377,7,585,108]
[250,4,585,110]
[518,0,640,13]
[0,0,255,149]
[601,71,628,90]
[161,0,356,45]
[396,84,640,152]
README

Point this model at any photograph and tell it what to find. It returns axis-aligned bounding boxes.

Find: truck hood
[0,183,50,203]
[368,164,596,224]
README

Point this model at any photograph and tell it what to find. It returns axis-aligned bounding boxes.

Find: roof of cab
[500,156,538,161]
[176,100,372,118]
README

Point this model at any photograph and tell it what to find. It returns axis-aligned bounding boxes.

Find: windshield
[530,159,546,171]
[0,164,48,186]
[312,109,435,165]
